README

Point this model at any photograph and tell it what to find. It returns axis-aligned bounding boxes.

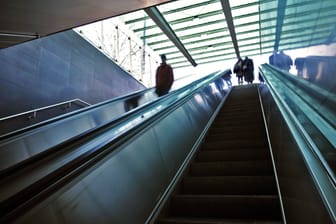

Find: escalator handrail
[260,64,336,181]
[0,69,227,177]
[267,64,336,104]
[0,68,227,179]
[0,69,222,141]
[259,64,336,221]
[262,64,335,146]
[263,64,335,129]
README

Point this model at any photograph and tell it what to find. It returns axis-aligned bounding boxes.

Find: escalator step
[189,161,273,176]
[208,125,264,132]
[182,176,277,195]
[202,140,268,150]
[211,119,263,126]
[206,131,266,141]
[197,149,270,162]
[157,217,282,224]
[170,195,281,219]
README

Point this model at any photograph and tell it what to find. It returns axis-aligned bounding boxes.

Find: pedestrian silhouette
[278,50,293,72]
[295,57,305,77]
[155,54,174,96]
[243,56,254,84]
[223,70,232,88]
[233,57,244,85]
[269,50,293,72]
[269,51,277,66]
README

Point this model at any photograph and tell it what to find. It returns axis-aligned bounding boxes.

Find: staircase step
[170,195,281,219]
[157,217,282,224]
[182,176,277,195]
[189,161,273,176]
[197,150,270,162]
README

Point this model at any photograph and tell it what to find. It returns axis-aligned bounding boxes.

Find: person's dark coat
[155,62,174,96]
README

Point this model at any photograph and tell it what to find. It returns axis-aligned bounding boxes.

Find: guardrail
[0,99,90,136]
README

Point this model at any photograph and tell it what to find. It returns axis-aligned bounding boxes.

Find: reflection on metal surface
[259,65,336,223]
[7,70,230,224]
[259,84,334,223]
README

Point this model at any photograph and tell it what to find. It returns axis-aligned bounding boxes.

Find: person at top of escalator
[233,57,244,85]
[155,54,174,96]
[243,56,254,84]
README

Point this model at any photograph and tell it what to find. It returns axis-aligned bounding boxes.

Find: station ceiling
[0,0,173,49]
[119,0,336,68]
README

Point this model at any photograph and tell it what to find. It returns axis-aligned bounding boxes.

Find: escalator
[1,66,335,223]
[156,85,283,223]
[0,70,230,223]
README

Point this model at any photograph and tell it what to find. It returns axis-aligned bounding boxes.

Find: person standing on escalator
[155,54,174,97]
[243,56,254,84]
[233,57,244,85]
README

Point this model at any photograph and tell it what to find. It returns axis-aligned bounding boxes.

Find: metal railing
[0,99,90,135]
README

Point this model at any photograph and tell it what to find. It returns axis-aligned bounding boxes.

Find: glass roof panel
[117,0,336,68]
[277,0,336,51]
[156,0,233,66]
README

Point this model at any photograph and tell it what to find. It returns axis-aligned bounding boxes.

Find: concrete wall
[0,30,145,118]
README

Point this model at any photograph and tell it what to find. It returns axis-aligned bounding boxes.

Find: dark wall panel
[0,30,145,117]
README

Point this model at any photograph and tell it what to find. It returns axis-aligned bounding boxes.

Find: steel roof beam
[133,10,223,33]
[144,6,197,66]
[274,0,287,51]
[220,0,240,59]
[142,5,336,41]
[125,0,218,24]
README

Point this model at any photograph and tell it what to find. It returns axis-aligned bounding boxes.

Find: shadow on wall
[0,30,145,118]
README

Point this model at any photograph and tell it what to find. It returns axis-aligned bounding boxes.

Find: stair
[156,85,282,224]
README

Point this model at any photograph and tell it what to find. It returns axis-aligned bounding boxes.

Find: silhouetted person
[295,57,305,77]
[243,56,254,84]
[278,50,293,72]
[223,70,232,88]
[233,57,244,85]
[269,50,293,72]
[269,51,277,66]
[155,54,174,96]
